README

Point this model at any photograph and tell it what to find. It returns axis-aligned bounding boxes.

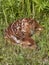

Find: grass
[0,0,49,65]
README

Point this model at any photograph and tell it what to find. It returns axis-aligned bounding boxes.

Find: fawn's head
[28,18,43,32]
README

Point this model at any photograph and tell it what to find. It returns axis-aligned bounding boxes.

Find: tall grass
[0,0,49,24]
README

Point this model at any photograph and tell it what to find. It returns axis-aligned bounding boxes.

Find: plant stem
[2,5,8,25]
[25,0,31,17]
[32,1,35,19]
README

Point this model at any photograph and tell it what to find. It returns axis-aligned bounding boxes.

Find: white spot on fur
[11,35,21,43]
[17,27,20,30]
[25,22,28,26]
[22,18,26,21]
[21,29,26,32]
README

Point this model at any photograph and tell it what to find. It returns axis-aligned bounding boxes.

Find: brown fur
[4,18,43,48]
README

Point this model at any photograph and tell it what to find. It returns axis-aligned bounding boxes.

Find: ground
[0,15,49,65]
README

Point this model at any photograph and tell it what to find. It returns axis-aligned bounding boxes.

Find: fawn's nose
[38,27,42,31]
[36,26,44,31]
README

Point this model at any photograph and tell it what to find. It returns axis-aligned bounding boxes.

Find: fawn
[4,18,43,48]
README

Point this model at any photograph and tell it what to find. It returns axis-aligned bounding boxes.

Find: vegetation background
[0,0,49,65]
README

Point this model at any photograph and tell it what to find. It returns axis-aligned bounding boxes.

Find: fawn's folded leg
[21,37,37,49]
